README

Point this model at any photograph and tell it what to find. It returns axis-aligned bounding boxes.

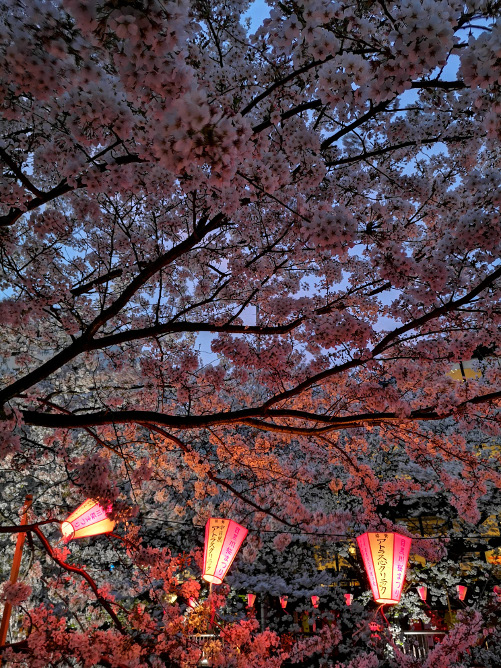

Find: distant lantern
[311,595,319,608]
[417,586,427,602]
[356,532,412,605]
[280,595,288,609]
[344,593,353,606]
[247,593,256,607]
[61,498,115,542]
[202,518,248,585]
[188,597,198,609]
[457,585,467,601]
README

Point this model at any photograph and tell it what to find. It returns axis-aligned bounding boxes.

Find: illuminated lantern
[188,597,198,609]
[311,595,319,608]
[344,593,353,606]
[202,518,248,585]
[280,595,288,609]
[247,593,256,607]
[61,498,115,542]
[356,532,412,605]
[417,586,427,602]
[457,585,467,601]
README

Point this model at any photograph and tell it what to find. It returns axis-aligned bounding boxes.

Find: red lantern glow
[311,595,319,608]
[457,585,467,601]
[280,595,288,609]
[247,593,256,607]
[344,593,353,606]
[356,532,412,605]
[188,597,198,609]
[61,498,115,542]
[417,586,427,601]
[202,518,248,585]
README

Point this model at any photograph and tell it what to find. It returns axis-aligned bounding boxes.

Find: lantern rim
[202,573,223,585]
[61,521,75,542]
[374,597,400,605]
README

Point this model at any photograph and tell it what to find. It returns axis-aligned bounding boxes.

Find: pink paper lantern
[356,532,412,604]
[202,518,248,585]
[280,595,288,609]
[457,585,467,601]
[417,586,427,601]
[344,593,353,606]
[311,595,319,608]
[247,593,256,607]
[61,498,115,542]
[188,597,198,609]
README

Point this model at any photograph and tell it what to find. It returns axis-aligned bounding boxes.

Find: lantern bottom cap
[374,598,400,605]
[202,574,223,585]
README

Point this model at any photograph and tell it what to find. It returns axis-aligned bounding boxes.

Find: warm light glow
[188,597,198,609]
[202,518,248,585]
[356,532,412,605]
[247,593,256,607]
[280,595,288,609]
[344,593,353,606]
[457,585,467,601]
[311,595,319,608]
[417,586,427,601]
[61,498,115,542]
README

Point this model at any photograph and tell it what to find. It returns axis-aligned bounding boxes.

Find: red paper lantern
[311,595,319,608]
[247,593,256,607]
[202,518,248,585]
[417,586,427,601]
[356,532,412,605]
[61,498,115,542]
[280,595,288,609]
[188,596,198,609]
[344,593,353,606]
[457,585,467,601]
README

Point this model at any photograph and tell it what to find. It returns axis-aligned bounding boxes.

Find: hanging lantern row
[61,498,115,542]
[357,532,412,605]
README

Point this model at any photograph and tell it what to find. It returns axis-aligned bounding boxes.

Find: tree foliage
[0,0,500,665]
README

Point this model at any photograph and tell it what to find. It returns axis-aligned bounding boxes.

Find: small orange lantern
[202,518,248,585]
[344,593,353,606]
[247,593,256,607]
[280,595,288,609]
[417,586,427,601]
[457,585,467,601]
[356,532,411,605]
[311,595,319,608]
[61,498,115,542]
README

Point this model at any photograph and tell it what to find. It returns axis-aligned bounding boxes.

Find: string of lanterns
[59,500,479,614]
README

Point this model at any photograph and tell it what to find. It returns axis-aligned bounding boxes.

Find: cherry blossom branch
[32,526,126,634]
[0,146,43,198]
[0,520,59,533]
[145,424,299,529]
[21,389,501,432]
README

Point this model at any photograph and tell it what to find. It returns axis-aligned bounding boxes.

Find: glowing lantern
[344,593,353,606]
[417,586,427,602]
[457,585,467,601]
[61,498,115,542]
[188,597,198,609]
[202,518,248,585]
[311,595,319,608]
[280,595,288,609]
[247,593,256,607]
[356,532,412,605]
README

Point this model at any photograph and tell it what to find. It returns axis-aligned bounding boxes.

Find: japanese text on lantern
[216,524,240,579]
[356,534,378,596]
[205,519,226,577]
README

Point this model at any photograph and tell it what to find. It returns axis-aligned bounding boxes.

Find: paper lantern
[457,585,467,601]
[247,593,256,607]
[61,498,115,542]
[417,586,427,601]
[202,518,248,585]
[344,593,353,606]
[356,532,412,604]
[280,595,288,609]
[311,595,319,608]
[188,596,198,609]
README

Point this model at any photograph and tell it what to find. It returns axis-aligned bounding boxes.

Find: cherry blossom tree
[0,0,500,665]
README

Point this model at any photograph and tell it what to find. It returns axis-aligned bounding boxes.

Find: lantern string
[140,517,496,542]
